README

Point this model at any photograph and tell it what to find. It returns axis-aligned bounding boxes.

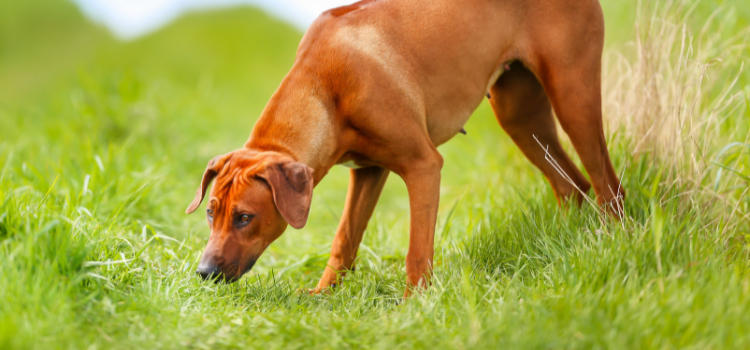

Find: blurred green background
[1,0,749,349]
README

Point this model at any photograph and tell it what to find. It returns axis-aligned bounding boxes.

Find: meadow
[1,0,749,348]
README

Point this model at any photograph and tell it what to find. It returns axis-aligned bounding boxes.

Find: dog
[186,0,623,297]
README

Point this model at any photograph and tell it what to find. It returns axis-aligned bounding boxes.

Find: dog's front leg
[399,151,443,298]
[313,167,389,294]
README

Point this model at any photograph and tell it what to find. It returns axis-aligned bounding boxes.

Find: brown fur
[187,0,624,297]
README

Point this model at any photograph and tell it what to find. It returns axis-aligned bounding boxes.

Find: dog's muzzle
[196,262,225,282]
[196,260,256,283]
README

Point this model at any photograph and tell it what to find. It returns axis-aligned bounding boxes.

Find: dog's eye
[207,209,214,220]
[235,214,254,227]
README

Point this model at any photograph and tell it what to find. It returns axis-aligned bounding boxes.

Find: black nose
[196,262,223,281]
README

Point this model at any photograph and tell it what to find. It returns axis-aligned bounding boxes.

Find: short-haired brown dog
[187,0,623,297]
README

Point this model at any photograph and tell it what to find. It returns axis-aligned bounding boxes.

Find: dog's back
[290,0,604,145]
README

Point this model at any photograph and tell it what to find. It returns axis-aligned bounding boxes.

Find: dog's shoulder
[299,1,392,61]
[322,0,380,19]
[310,0,386,38]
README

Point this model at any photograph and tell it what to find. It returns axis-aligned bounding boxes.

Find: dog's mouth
[214,275,241,284]
[234,259,256,281]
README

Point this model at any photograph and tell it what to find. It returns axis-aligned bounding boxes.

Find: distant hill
[0,0,302,103]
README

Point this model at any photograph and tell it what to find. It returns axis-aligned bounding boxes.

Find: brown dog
[186,0,623,296]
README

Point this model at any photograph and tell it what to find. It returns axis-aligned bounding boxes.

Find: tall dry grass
[598,0,749,228]
[603,0,748,174]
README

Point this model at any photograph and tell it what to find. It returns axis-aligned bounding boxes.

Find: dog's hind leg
[313,166,389,294]
[526,3,624,215]
[488,61,591,205]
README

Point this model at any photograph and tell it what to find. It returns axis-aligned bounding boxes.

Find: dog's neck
[245,78,335,183]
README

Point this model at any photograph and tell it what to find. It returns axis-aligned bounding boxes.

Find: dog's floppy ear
[259,161,314,229]
[186,155,229,214]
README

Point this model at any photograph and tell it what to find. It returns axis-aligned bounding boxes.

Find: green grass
[1,0,749,349]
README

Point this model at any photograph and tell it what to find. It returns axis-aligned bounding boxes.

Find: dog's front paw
[304,284,335,295]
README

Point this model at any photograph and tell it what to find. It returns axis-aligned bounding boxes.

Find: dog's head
[186,149,313,282]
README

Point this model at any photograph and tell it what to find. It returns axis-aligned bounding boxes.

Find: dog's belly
[427,110,474,146]
[426,64,507,146]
